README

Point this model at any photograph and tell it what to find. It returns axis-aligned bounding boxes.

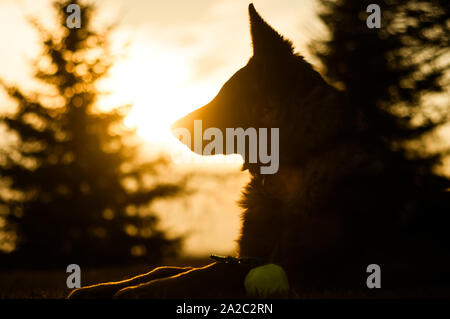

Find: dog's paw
[113,278,175,299]
[112,263,249,299]
[67,283,123,299]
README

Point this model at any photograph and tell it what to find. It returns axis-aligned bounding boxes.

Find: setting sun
[98,42,219,144]
[0,0,449,301]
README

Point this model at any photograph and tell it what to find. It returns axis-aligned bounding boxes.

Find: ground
[1,257,449,298]
[0,257,210,299]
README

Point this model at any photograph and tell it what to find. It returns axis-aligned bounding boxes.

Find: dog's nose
[170,116,195,151]
[170,119,180,134]
[170,117,184,130]
[170,117,190,137]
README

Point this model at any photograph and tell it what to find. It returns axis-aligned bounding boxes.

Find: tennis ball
[244,264,290,297]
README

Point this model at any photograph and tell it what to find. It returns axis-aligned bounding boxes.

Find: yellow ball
[244,264,290,297]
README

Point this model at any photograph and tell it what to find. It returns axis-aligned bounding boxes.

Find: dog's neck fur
[243,64,365,220]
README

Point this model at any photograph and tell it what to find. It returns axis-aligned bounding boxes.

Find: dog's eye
[251,81,260,91]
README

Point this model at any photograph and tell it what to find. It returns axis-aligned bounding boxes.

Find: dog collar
[210,254,266,267]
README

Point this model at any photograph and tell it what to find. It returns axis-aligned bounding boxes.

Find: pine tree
[0,0,181,267]
[312,0,450,191]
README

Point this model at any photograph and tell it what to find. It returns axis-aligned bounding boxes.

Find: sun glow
[98,43,217,145]
[97,40,244,168]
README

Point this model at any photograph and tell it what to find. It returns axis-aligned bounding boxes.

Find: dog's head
[171,4,334,174]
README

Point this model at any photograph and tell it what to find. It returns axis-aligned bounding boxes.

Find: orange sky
[0,0,448,255]
[0,0,323,140]
[0,0,324,255]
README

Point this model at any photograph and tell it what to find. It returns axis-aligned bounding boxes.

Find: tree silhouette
[312,0,450,192]
[0,0,182,267]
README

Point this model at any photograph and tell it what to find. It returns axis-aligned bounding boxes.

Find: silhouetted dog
[69,4,450,299]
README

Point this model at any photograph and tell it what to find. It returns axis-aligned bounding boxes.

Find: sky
[0,0,323,140]
[0,0,323,256]
[0,0,448,255]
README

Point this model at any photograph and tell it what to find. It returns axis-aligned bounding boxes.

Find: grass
[0,257,211,299]
[1,257,449,299]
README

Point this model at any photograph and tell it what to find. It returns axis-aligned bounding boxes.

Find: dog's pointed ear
[249,4,294,59]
